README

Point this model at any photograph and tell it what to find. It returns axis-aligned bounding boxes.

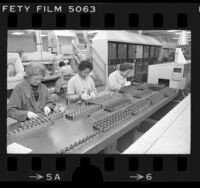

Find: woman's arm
[7,87,28,121]
[67,78,80,101]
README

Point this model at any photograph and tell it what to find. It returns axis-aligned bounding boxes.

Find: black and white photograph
[6,30,191,154]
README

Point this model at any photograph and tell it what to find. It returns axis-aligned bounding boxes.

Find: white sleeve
[67,78,75,95]
[108,74,122,91]
[90,77,97,94]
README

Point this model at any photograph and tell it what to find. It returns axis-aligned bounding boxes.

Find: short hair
[119,63,134,72]
[78,60,93,71]
[25,62,46,78]
[59,61,66,67]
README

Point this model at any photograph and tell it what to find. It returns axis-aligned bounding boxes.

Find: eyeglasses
[82,71,90,76]
[30,75,44,82]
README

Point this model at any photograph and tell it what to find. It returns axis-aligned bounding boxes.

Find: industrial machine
[147,31,191,90]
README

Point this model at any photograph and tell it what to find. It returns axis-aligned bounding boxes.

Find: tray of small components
[93,109,132,131]
[65,103,101,120]
[125,98,152,114]
[159,87,177,97]
[93,98,152,132]
[7,111,64,143]
[104,98,132,112]
[146,91,165,104]
[85,93,115,106]
[137,84,150,90]
[148,84,166,91]
[133,89,153,99]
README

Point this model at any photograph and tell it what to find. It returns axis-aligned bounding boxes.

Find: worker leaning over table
[67,60,97,102]
[107,62,134,92]
[7,62,56,122]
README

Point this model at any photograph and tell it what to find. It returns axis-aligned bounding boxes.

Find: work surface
[7,84,179,154]
[123,94,191,154]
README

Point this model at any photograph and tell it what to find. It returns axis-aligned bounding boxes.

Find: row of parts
[137,83,166,91]
[85,93,114,105]
[60,87,177,153]
[65,104,101,120]
[104,98,132,112]
[7,111,64,136]
[93,98,151,131]
[93,87,176,131]
[59,130,103,153]
[133,89,153,99]
[65,93,119,120]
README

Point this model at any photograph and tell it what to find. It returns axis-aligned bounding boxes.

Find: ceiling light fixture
[12,32,24,35]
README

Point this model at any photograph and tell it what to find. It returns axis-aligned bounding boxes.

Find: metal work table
[7,86,179,154]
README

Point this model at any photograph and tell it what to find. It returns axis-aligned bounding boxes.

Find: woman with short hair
[67,60,97,102]
[7,62,55,122]
[107,62,134,92]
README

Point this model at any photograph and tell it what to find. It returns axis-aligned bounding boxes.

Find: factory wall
[42,37,48,52]
[8,35,36,53]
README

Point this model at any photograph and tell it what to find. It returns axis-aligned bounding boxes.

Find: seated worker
[58,60,74,78]
[57,61,66,78]
[64,59,75,76]
[67,60,97,102]
[55,67,72,97]
[7,62,56,122]
[107,62,134,92]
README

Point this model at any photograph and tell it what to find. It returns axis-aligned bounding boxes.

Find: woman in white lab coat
[67,60,97,102]
[107,62,134,92]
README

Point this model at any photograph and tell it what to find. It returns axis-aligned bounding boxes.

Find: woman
[67,60,97,102]
[7,62,55,122]
[55,67,72,96]
[107,62,134,92]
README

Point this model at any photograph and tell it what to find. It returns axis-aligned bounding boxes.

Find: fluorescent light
[41,34,48,37]
[12,32,24,35]
[26,30,35,32]
[87,30,99,34]
[167,30,180,32]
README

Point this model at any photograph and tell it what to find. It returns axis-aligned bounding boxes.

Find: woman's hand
[90,92,96,99]
[27,111,38,119]
[125,81,131,87]
[44,106,51,115]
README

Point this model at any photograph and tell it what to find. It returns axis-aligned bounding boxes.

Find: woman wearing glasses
[7,62,55,122]
[67,60,97,102]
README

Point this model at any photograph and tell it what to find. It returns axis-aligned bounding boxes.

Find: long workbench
[7,84,179,154]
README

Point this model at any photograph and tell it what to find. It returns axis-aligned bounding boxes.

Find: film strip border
[2,156,189,181]
[0,2,197,182]
[0,3,194,28]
